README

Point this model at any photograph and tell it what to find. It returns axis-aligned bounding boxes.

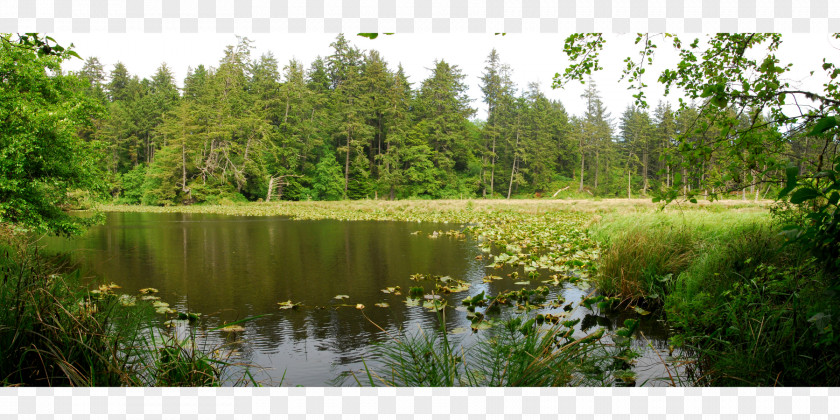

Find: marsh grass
[357,309,621,387]
[100,199,770,222]
[591,210,772,305]
[591,209,840,386]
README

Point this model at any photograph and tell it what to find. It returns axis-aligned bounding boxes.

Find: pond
[42,212,676,386]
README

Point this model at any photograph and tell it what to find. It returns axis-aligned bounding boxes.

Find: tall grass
[0,227,243,386]
[591,210,772,305]
[359,310,618,387]
[591,209,840,386]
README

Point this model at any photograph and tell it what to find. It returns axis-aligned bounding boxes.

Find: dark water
[42,212,676,386]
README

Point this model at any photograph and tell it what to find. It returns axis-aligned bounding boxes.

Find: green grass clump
[591,210,771,304]
[358,312,621,387]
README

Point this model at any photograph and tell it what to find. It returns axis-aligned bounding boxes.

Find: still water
[42,212,674,386]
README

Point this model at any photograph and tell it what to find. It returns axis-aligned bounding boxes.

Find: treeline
[73,35,823,204]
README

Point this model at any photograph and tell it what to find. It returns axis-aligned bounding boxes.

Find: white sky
[60,33,838,121]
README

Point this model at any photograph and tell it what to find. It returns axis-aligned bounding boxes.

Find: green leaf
[209,314,270,332]
[778,165,800,198]
[828,191,839,206]
[789,187,820,204]
[807,116,838,136]
[633,306,651,316]
[358,33,379,40]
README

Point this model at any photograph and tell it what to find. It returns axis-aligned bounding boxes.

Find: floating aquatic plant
[277,301,302,310]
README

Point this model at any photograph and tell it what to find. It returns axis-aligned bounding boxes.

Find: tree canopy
[0,34,104,235]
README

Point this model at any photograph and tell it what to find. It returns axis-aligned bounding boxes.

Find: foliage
[312,150,346,200]
[776,119,840,274]
[0,33,105,235]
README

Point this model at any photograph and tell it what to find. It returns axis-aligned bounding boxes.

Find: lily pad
[152,301,170,308]
[422,300,446,311]
[163,319,188,328]
[514,281,531,285]
[355,303,365,310]
[334,295,349,300]
[404,298,421,307]
[140,295,160,301]
[219,325,245,333]
[374,302,389,308]
[633,306,651,316]
[139,288,158,294]
[118,295,136,307]
[277,300,302,310]
[471,320,494,331]
[449,327,469,335]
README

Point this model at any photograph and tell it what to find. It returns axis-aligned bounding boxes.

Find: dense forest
[64,34,826,205]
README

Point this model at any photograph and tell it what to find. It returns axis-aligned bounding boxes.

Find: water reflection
[42,212,676,386]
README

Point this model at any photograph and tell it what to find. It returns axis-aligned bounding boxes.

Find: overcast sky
[60,33,838,121]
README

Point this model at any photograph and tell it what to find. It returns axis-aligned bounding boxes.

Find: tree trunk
[266,177,274,202]
[181,140,187,193]
[490,135,496,198]
[579,153,585,192]
[507,125,520,200]
[642,149,649,195]
[594,149,599,189]
[507,156,517,199]
[344,128,351,197]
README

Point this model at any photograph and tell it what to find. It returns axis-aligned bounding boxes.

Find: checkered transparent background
[0,387,840,420]
[0,0,838,33]
[2,387,838,418]
[2,0,840,417]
